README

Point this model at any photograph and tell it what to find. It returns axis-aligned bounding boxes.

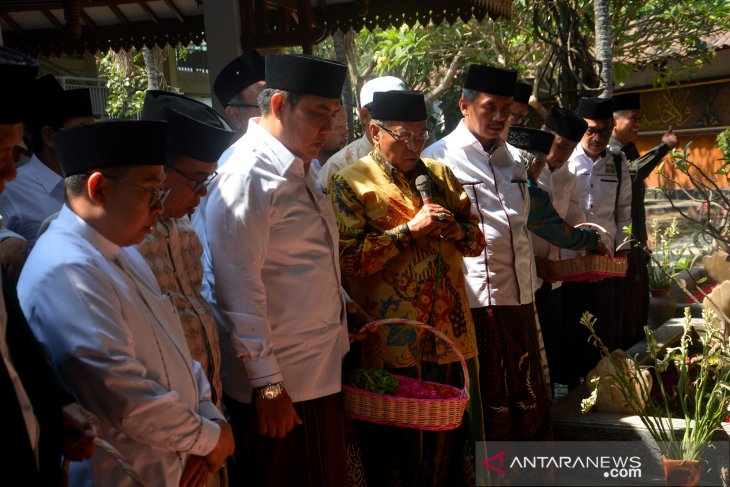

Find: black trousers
[623,247,650,346]
[535,282,563,385]
[560,277,627,388]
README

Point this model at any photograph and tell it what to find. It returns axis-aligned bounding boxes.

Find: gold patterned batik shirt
[330,150,486,367]
[137,216,223,407]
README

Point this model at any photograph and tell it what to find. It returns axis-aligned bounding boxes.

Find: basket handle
[356,318,470,396]
[575,222,614,258]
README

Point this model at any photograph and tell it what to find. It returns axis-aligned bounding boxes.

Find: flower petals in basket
[342,318,469,431]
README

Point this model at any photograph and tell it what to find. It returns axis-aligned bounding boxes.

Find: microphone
[415,174,433,205]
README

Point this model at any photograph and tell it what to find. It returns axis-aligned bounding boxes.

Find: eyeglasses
[509,113,530,126]
[165,165,218,193]
[585,126,612,138]
[377,124,430,148]
[100,172,171,208]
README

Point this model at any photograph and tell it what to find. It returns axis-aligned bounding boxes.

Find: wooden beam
[138,1,159,23]
[108,3,130,25]
[0,11,23,34]
[42,8,65,30]
[79,8,97,30]
[162,0,184,22]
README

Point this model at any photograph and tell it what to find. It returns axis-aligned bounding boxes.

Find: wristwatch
[256,381,284,400]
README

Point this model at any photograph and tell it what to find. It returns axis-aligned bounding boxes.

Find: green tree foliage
[97,48,148,118]
[335,0,730,127]
[98,44,193,118]
[717,129,730,162]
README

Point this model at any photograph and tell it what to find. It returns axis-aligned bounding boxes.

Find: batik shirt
[137,216,223,407]
[331,150,485,366]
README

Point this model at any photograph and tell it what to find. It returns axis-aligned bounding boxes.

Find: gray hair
[258,88,300,116]
[461,88,480,102]
[516,148,547,171]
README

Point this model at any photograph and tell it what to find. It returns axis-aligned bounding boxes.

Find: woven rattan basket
[342,318,469,431]
[548,222,628,282]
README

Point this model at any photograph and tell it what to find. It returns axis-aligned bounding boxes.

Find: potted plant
[646,218,684,328]
[580,308,730,486]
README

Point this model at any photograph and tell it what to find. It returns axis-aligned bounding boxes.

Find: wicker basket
[548,222,628,282]
[342,318,469,431]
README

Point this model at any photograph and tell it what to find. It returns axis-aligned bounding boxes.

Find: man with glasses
[0,74,94,248]
[202,54,350,487]
[137,90,234,487]
[18,119,234,487]
[562,96,632,387]
[213,50,266,143]
[423,64,553,442]
[610,93,679,346]
[331,90,486,486]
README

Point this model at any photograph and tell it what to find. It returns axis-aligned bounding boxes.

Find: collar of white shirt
[450,120,511,164]
[56,204,121,262]
[574,142,610,164]
[244,118,305,178]
[27,154,64,194]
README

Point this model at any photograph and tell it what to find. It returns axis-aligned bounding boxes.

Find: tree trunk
[594,0,613,97]
[142,46,159,91]
[333,29,354,142]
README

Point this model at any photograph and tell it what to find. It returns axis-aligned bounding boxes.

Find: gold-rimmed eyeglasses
[377,124,430,148]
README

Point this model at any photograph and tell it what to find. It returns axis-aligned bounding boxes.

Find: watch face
[262,383,282,399]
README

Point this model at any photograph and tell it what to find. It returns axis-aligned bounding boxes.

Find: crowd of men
[1,44,678,487]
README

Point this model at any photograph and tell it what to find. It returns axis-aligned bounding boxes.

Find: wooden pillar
[203,0,242,112]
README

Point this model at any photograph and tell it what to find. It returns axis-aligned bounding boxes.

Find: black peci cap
[29,74,66,129]
[213,50,266,106]
[576,97,613,120]
[63,89,94,120]
[544,106,588,143]
[463,64,518,97]
[370,91,427,122]
[265,54,347,99]
[612,93,641,112]
[513,81,532,105]
[54,120,168,177]
[507,126,555,154]
[141,90,234,162]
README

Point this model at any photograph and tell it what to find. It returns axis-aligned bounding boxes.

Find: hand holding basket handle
[575,222,615,257]
[548,223,629,282]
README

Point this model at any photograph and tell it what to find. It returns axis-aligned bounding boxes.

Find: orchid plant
[581,308,730,460]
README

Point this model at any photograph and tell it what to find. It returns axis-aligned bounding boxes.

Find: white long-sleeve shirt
[0,154,64,247]
[18,205,223,487]
[567,144,632,251]
[317,134,373,193]
[202,119,348,404]
[423,120,536,307]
